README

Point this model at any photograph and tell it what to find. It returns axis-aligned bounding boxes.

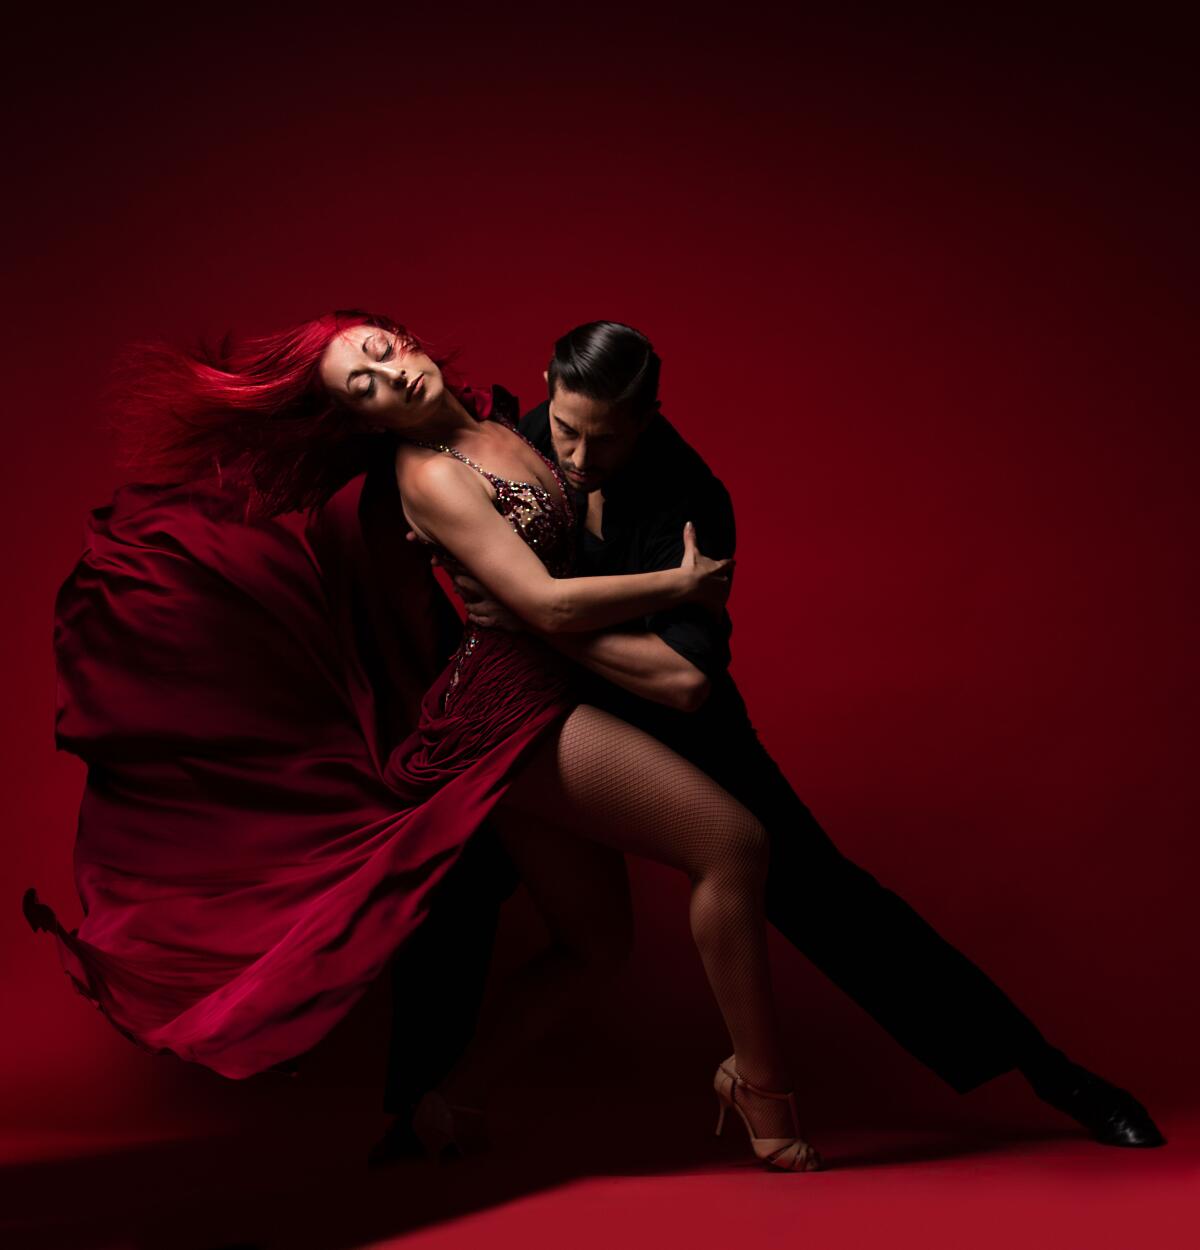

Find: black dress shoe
[367,1115,423,1168]
[1027,1060,1166,1148]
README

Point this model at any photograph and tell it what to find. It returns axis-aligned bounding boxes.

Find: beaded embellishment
[412,419,575,702]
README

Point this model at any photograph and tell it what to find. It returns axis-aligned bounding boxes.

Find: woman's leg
[498,705,795,1132]
[436,811,633,1109]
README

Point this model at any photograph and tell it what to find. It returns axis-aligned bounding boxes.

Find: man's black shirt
[520,401,758,773]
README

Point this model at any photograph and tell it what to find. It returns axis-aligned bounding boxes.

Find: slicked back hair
[546,321,661,418]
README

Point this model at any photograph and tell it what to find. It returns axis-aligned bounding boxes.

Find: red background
[4,4,1196,1159]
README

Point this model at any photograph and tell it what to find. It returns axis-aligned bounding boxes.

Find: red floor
[3,1097,1195,1250]
[386,1139,1198,1250]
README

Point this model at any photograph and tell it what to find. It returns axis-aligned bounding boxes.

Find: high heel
[713,1057,822,1172]
[410,1090,491,1162]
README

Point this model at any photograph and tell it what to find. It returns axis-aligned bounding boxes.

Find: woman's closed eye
[354,337,396,399]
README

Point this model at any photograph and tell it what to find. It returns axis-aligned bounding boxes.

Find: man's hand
[405,528,440,567]
[454,573,524,631]
[679,521,735,616]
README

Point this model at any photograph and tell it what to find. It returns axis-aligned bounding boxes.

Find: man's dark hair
[546,321,661,416]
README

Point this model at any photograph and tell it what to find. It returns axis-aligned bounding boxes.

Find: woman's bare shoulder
[393,440,436,475]
[394,442,451,490]
[394,443,489,514]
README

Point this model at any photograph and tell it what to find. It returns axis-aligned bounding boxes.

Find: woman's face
[319,323,445,428]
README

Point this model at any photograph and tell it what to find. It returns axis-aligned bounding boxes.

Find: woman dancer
[27,309,818,1171]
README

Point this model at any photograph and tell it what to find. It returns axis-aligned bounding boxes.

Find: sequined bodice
[413,418,576,706]
[414,418,574,577]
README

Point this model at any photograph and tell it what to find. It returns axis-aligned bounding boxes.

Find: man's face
[547,382,649,493]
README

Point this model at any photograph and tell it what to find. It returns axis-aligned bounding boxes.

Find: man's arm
[542,628,712,711]
[450,571,712,710]
[453,473,735,711]
[631,477,737,684]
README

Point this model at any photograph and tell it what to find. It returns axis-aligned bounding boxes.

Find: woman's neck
[402,389,479,444]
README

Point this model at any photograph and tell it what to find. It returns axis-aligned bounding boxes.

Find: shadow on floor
[0,1092,1085,1250]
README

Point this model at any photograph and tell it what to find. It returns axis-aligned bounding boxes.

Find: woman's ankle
[731,1054,794,1094]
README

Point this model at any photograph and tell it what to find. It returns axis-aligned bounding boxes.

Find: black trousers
[698,730,1048,1094]
[381,822,517,1115]
[382,727,1048,1113]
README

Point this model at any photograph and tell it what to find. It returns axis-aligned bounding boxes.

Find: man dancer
[373,324,1162,1161]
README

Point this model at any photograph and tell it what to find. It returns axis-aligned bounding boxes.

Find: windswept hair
[108,308,435,519]
[546,321,661,417]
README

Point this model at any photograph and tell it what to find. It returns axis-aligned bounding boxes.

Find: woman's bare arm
[398,455,731,633]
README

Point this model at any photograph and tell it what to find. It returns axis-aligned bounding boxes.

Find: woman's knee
[704,810,770,887]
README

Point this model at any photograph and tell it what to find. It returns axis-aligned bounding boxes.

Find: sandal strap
[722,1060,798,1103]
[766,1139,817,1170]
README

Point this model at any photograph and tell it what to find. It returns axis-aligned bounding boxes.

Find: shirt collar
[598,413,670,504]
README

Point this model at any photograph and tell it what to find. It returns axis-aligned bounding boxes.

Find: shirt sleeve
[636,479,736,679]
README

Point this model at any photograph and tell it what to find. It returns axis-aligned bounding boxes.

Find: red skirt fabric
[26,457,571,1080]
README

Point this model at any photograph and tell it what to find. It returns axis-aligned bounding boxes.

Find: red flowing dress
[24,405,577,1081]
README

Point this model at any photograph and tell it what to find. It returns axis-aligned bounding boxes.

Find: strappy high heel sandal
[713,1057,823,1172]
[410,1090,491,1162]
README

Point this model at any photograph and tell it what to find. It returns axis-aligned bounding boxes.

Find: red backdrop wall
[4,6,1196,1149]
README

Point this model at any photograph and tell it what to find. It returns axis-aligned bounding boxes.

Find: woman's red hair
[110,309,437,518]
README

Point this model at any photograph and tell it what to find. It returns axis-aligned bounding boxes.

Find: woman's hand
[679,521,735,615]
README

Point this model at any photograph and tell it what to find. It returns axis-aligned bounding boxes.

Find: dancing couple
[25,312,1163,1172]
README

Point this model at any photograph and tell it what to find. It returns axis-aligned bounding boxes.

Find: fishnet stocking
[499,704,797,1134]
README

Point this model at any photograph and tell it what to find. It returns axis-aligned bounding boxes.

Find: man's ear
[542,370,550,384]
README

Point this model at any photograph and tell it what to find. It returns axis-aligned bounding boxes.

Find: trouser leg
[701,737,1050,1093]
[381,823,516,1116]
